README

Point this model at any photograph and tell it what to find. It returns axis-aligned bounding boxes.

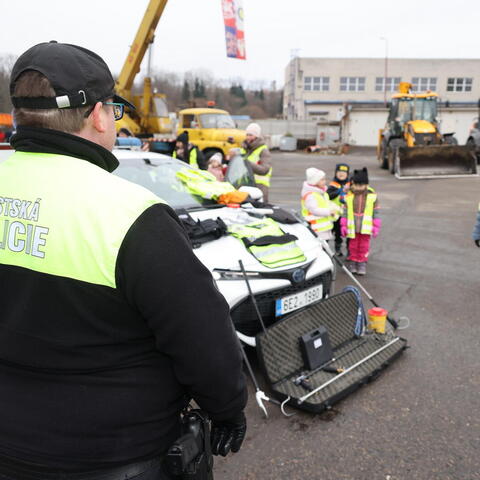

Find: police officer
[0,42,247,480]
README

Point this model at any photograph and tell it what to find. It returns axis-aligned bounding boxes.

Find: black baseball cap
[10,41,134,111]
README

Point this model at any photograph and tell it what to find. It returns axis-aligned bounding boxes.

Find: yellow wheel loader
[377,82,477,179]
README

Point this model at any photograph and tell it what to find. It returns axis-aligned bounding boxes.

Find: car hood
[187,206,332,273]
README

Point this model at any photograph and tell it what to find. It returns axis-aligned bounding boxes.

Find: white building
[283,57,480,145]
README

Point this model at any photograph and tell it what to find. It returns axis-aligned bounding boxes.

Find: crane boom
[116,0,168,96]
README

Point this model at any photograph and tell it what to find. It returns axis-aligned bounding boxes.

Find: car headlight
[213,268,261,281]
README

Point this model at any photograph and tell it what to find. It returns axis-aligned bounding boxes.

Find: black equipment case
[256,291,407,413]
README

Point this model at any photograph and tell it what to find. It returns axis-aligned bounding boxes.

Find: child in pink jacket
[340,168,381,275]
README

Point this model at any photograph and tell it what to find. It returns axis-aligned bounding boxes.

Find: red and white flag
[221,0,246,60]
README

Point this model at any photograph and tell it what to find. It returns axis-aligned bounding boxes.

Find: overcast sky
[1,0,479,88]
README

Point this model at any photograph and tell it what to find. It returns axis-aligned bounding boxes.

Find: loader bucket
[396,145,477,179]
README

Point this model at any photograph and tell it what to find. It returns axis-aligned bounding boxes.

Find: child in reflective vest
[301,168,342,241]
[340,168,381,275]
[327,162,350,256]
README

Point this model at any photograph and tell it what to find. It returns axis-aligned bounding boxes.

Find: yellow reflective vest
[173,147,199,168]
[228,218,306,268]
[301,190,338,234]
[0,151,161,288]
[329,180,350,207]
[243,145,272,187]
[345,188,377,238]
[176,167,235,200]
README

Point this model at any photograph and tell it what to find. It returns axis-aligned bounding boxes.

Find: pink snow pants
[347,233,371,263]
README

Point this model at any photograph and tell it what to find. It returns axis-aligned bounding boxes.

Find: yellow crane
[115,0,172,135]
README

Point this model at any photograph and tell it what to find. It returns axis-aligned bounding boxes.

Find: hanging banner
[221,0,246,60]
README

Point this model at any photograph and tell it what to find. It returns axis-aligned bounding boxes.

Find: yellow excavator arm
[116,0,168,99]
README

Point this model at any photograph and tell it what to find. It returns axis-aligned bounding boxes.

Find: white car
[114,149,335,346]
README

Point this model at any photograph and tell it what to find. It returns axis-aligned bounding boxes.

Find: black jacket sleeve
[195,147,207,170]
[116,203,247,421]
[326,184,340,200]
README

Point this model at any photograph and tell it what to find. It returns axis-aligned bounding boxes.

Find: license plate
[275,285,323,317]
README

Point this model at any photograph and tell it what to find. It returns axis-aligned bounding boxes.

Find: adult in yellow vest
[241,122,272,202]
[0,41,247,478]
[301,168,342,241]
[340,168,381,275]
[173,130,206,169]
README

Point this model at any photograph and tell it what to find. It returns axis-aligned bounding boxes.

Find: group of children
[301,163,380,276]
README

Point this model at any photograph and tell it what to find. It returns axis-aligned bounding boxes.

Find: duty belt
[0,455,163,480]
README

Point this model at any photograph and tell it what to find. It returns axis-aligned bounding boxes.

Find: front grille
[231,271,332,336]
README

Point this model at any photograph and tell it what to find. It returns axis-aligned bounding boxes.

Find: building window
[447,77,473,92]
[411,77,437,92]
[375,77,401,92]
[304,76,329,91]
[340,77,365,92]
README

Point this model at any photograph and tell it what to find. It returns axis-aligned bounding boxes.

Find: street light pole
[380,37,388,106]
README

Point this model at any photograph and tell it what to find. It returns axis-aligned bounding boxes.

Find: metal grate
[231,271,332,336]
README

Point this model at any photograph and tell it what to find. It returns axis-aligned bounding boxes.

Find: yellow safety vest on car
[345,188,377,238]
[173,147,199,168]
[242,145,272,187]
[176,167,235,200]
[228,218,306,268]
[301,191,338,234]
[0,151,162,288]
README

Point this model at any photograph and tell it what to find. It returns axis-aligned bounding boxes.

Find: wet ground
[215,148,480,480]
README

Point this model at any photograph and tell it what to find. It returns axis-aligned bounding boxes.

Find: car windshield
[199,113,236,129]
[114,158,218,209]
[413,97,437,122]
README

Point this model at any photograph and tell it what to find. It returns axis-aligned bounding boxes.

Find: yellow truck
[177,107,246,159]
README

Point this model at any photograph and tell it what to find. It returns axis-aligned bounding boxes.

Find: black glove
[475,239,480,247]
[210,411,246,456]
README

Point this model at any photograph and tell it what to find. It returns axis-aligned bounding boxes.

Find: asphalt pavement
[215,147,480,480]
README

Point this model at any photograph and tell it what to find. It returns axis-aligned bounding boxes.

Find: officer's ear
[90,102,107,133]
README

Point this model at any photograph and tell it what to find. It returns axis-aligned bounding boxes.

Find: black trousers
[0,458,175,480]
[332,219,343,248]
